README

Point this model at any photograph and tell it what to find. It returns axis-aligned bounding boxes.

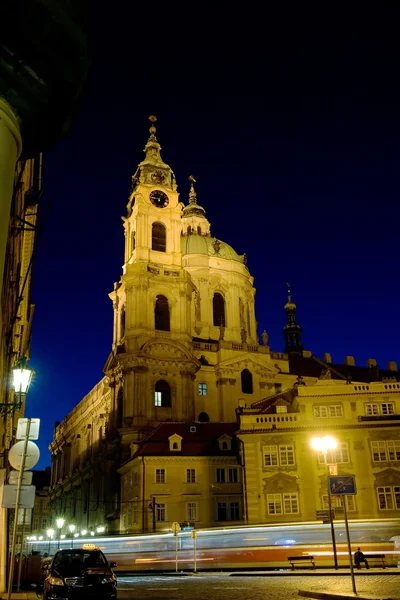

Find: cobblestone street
[117,573,400,600]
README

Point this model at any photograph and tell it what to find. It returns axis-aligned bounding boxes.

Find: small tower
[283,283,303,355]
[181,176,211,236]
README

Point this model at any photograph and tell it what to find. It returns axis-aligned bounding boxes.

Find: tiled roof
[133,421,238,458]
[289,355,400,383]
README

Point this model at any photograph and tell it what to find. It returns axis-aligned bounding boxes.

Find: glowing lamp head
[12,356,34,396]
[56,518,65,529]
[47,529,55,539]
[96,526,105,533]
[39,536,43,541]
[81,529,87,536]
[310,436,338,453]
[68,524,76,533]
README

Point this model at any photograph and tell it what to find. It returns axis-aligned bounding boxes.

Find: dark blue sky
[27,7,400,467]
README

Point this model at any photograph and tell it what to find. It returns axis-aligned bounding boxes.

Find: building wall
[119,454,243,534]
[238,380,400,525]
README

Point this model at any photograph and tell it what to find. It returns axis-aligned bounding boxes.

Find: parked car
[40,545,117,599]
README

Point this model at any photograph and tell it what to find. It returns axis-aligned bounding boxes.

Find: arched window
[152,222,166,252]
[241,369,253,394]
[173,442,178,449]
[187,226,192,235]
[213,292,225,327]
[198,412,210,422]
[222,441,228,450]
[197,226,201,235]
[155,380,171,408]
[155,295,170,331]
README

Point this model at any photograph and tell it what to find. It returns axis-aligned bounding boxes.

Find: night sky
[26,7,400,468]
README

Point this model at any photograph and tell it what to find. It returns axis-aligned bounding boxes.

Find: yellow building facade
[237,379,400,524]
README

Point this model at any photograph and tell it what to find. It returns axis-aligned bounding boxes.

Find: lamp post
[68,524,76,548]
[5,358,34,600]
[310,436,339,569]
[46,529,54,555]
[56,518,65,549]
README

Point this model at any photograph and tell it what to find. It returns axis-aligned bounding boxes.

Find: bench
[356,554,386,569]
[288,555,316,570]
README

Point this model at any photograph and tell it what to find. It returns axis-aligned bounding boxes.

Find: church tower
[104,116,288,451]
[106,117,200,445]
[283,283,303,355]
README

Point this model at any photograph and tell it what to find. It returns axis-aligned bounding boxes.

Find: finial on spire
[286,282,291,302]
[148,115,157,135]
[188,175,197,204]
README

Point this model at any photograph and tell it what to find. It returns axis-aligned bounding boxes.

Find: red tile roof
[133,421,238,458]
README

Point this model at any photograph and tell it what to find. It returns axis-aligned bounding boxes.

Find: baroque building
[48,117,400,534]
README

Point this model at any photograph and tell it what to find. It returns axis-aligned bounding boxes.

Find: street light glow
[56,518,65,529]
[81,529,87,535]
[68,524,76,533]
[310,436,337,453]
[47,529,55,538]
[96,526,105,533]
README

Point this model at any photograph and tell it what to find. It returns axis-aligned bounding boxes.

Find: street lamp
[81,529,87,536]
[56,518,65,548]
[68,524,76,548]
[96,526,105,534]
[12,356,34,406]
[47,529,55,555]
[310,436,339,569]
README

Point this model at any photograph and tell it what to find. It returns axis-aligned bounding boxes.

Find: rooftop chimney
[324,353,332,363]
[344,356,355,366]
[388,361,398,371]
[367,358,377,368]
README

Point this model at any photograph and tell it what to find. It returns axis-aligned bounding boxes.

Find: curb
[298,590,397,600]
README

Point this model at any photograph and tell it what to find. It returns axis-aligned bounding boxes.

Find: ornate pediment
[374,468,400,487]
[140,339,195,362]
[216,355,279,377]
[263,473,298,493]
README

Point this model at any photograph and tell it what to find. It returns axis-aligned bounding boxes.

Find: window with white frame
[267,493,299,515]
[216,468,226,483]
[318,442,349,464]
[228,467,238,482]
[186,502,197,521]
[186,468,196,483]
[371,440,400,462]
[323,494,356,512]
[156,503,166,521]
[198,383,208,395]
[314,404,343,418]
[156,468,166,484]
[365,402,395,416]
[377,486,400,510]
[263,445,295,467]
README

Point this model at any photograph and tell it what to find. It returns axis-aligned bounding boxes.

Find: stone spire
[283,283,303,355]
[131,115,176,192]
[182,176,207,218]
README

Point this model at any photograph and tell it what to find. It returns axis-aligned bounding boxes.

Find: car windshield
[53,550,107,575]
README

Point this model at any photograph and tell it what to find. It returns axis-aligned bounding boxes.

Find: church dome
[181,235,246,264]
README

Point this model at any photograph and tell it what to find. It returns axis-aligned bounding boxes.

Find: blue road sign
[328,475,357,495]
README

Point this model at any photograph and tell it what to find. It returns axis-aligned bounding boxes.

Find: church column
[179,371,195,421]
[229,284,242,343]
[132,366,149,425]
[248,292,257,343]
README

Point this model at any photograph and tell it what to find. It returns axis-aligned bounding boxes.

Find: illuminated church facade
[48,119,400,536]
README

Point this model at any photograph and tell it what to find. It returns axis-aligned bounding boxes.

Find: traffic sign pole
[327,465,338,570]
[343,499,357,594]
[7,418,31,600]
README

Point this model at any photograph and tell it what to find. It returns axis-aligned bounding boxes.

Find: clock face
[150,190,169,208]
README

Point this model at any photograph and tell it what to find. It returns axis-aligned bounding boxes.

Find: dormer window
[169,434,182,452]
[218,435,232,451]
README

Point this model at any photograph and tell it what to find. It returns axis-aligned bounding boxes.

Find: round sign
[8,441,40,470]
